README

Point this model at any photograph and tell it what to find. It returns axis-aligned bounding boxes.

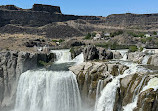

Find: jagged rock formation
[0,51,54,110]
[69,62,128,107]
[71,45,122,61]
[127,52,158,66]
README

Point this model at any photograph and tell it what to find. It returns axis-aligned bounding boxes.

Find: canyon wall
[0,51,54,110]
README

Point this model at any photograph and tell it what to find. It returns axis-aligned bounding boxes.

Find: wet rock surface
[0,50,54,110]
[69,62,128,107]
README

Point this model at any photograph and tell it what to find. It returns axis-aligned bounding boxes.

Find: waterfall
[13,49,84,111]
[51,49,72,63]
[94,61,151,111]
[123,75,147,111]
[14,70,81,111]
[96,80,104,101]
[116,49,128,60]
[142,55,150,64]
[123,77,158,111]
[51,49,84,64]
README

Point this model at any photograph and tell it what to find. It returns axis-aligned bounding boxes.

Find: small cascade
[141,55,150,64]
[51,49,84,64]
[95,61,151,111]
[123,77,158,111]
[96,80,104,101]
[95,78,120,111]
[123,75,147,111]
[95,80,104,109]
[121,53,127,61]
[117,49,128,60]
[51,49,72,63]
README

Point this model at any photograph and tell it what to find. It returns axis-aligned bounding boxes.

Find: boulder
[150,54,158,66]
[113,51,123,59]
[83,45,115,61]
[83,45,99,61]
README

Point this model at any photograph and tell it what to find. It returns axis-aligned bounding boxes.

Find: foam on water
[12,49,84,111]
[14,70,81,111]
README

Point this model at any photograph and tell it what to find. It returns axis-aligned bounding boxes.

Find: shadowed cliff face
[0,51,55,111]
[0,4,103,27]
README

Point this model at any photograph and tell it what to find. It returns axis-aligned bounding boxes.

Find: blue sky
[0,0,158,16]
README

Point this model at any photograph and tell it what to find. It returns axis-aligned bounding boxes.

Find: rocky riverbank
[70,46,158,110]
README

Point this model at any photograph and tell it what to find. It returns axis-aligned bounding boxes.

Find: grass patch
[38,60,52,67]
[52,39,65,43]
[95,42,129,50]
[129,45,138,52]
[84,33,92,40]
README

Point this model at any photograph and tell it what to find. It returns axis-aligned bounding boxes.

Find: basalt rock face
[134,88,158,111]
[0,4,103,27]
[83,45,122,61]
[32,4,61,14]
[0,51,54,110]
[115,72,158,111]
[69,62,128,107]
[105,13,158,29]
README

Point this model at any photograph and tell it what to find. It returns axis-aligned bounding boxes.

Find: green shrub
[38,60,48,66]
[129,45,138,52]
[139,47,144,52]
[70,47,74,53]
[91,32,96,37]
[141,38,147,43]
[153,31,157,35]
[59,39,65,43]
[52,40,58,42]
[52,39,65,43]
[128,32,145,37]
[146,37,152,41]
[84,33,91,39]
[110,30,123,37]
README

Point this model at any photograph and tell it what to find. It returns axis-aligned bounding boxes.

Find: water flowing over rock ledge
[69,62,128,107]
[0,50,54,110]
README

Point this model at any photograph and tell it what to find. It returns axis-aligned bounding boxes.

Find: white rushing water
[141,55,150,64]
[117,49,128,61]
[13,49,84,111]
[95,58,152,111]
[51,49,84,64]
[123,77,158,111]
[14,70,81,111]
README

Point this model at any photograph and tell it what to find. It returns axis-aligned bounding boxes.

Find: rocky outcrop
[0,50,54,110]
[69,62,128,107]
[83,45,99,61]
[134,88,158,111]
[114,71,158,111]
[32,4,61,14]
[127,52,158,66]
[83,45,122,61]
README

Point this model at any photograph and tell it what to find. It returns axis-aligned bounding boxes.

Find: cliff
[0,4,103,27]
[0,51,54,110]
[105,13,158,28]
